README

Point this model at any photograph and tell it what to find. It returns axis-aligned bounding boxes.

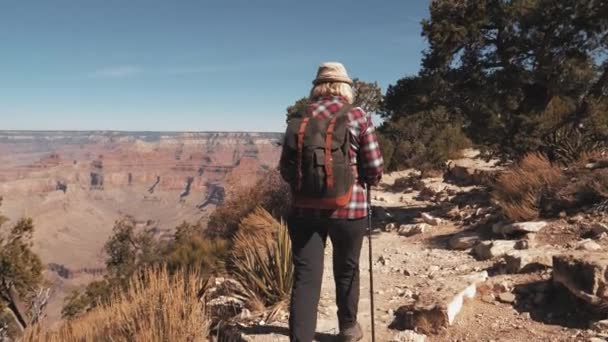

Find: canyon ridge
[0,130,281,324]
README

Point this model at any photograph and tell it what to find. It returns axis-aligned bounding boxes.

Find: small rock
[568,215,584,224]
[493,282,511,293]
[577,239,602,251]
[421,213,442,226]
[592,319,608,332]
[497,292,516,304]
[481,294,495,303]
[390,330,427,342]
[428,265,440,273]
[239,308,252,320]
[377,255,389,266]
[588,338,607,342]
[521,312,531,319]
[384,222,397,232]
[399,223,429,237]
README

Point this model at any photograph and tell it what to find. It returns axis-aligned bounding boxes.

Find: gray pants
[287,216,367,342]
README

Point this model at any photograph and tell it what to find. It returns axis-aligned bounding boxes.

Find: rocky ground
[232,152,608,342]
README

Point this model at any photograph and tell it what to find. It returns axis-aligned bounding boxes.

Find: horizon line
[0,129,283,134]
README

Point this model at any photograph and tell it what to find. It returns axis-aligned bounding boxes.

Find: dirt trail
[241,168,599,342]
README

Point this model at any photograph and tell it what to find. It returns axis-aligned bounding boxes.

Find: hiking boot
[336,322,363,342]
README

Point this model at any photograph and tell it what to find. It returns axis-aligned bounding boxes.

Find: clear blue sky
[0,0,428,132]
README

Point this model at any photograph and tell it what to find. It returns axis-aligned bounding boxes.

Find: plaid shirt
[282,96,384,219]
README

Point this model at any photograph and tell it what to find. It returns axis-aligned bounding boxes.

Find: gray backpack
[280,104,355,209]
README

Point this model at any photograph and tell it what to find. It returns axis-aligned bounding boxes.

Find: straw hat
[312,62,353,86]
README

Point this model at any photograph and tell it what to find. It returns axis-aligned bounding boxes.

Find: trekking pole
[366,184,376,342]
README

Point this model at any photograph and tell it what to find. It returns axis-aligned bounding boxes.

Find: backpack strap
[324,104,352,189]
[296,117,310,190]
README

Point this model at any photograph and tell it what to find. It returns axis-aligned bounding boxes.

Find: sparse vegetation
[165,221,230,275]
[493,152,608,221]
[25,268,208,342]
[230,208,293,318]
[207,169,291,239]
[62,218,230,319]
[492,153,565,221]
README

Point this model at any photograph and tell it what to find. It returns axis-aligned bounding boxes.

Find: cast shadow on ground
[511,280,603,329]
[238,325,336,341]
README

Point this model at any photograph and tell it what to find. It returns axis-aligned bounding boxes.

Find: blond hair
[309,82,354,104]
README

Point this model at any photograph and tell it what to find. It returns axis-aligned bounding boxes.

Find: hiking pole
[366,184,376,342]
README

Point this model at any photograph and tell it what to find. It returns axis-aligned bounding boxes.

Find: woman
[280,62,384,342]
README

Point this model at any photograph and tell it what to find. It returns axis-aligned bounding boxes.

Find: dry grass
[22,268,208,342]
[232,206,281,260]
[207,169,291,238]
[231,208,293,320]
[492,153,565,221]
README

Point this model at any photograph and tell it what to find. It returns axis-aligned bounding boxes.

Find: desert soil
[240,166,605,342]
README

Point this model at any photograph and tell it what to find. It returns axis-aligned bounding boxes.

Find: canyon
[0,130,282,324]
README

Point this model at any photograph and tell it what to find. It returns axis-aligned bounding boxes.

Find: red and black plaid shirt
[283,96,384,219]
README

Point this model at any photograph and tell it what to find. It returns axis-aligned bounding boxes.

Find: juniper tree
[414,0,608,161]
[0,198,43,329]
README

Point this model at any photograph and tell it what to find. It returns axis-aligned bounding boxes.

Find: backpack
[281,104,355,209]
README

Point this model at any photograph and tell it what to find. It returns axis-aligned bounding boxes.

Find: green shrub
[165,221,229,275]
[379,107,471,171]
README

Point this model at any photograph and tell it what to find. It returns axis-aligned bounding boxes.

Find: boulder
[473,240,517,260]
[391,272,488,334]
[492,221,548,235]
[448,232,481,250]
[504,249,554,273]
[553,253,608,306]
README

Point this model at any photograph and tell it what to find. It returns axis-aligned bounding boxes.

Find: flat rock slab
[449,232,481,250]
[492,221,548,235]
[391,272,488,334]
[504,249,555,273]
[474,240,517,260]
[553,252,608,306]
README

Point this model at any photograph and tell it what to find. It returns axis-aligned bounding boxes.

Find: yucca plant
[231,208,293,321]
